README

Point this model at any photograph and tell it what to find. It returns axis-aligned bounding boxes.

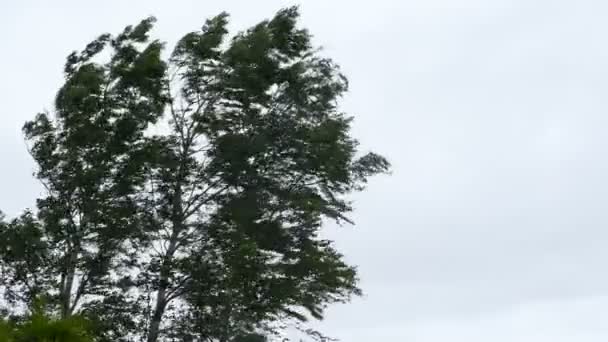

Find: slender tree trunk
[147,283,167,342]
[61,247,78,318]
[147,232,181,342]
[148,134,190,342]
[148,238,176,342]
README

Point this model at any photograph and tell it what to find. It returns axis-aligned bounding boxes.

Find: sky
[1,0,608,341]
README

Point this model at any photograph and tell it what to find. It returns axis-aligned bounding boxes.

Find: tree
[0,300,92,342]
[0,7,389,342]
[1,17,167,340]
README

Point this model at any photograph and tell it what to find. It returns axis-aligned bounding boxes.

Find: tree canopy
[0,300,92,342]
[0,7,389,342]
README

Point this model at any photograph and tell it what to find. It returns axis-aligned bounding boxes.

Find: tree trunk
[148,143,188,342]
[61,247,78,318]
[147,283,167,342]
[147,227,180,342]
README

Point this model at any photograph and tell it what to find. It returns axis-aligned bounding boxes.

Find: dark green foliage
[0,212,50,306]
[0,301,92,342]
[0,6,389,342]
[5,16,167,339]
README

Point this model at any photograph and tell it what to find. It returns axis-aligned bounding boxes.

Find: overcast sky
[2,0,608,341]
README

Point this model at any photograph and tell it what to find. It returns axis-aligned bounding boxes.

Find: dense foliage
[0,7,389,342]
[0,301,92,342]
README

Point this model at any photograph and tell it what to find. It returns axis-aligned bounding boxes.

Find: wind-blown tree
[0,300,92,342]
[138,8,388,342]
[0,17,167,340]
[0,7,389,342]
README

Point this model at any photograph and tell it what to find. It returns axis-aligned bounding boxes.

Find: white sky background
[2,0,608,340]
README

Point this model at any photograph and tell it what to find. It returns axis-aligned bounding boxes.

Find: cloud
[2,1,608,341]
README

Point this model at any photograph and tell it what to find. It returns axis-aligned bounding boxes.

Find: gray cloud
[2,0,608,340]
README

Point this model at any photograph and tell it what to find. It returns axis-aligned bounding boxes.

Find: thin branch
[183,184,230,219]
[70,272,89,313]
[165,274,192,302]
